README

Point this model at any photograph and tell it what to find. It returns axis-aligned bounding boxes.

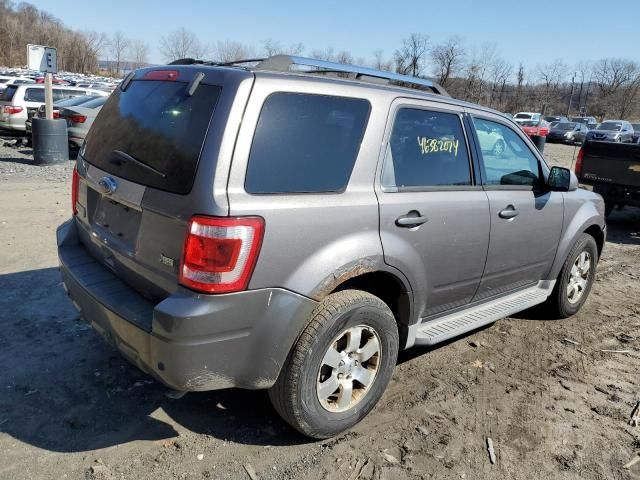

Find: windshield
[555,123,577,131]
[631,123,640,131]
[514,113,532,119]
[83,79,221,194]
[597,122,622,131]
[520,121,539,127]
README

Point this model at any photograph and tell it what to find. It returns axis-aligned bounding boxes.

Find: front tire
[269,290,399,439]
[544,233,598,318]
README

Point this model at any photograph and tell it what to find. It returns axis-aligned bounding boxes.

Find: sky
[33,0,639,71]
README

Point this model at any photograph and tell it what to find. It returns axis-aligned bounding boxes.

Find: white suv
[0,84,108,132]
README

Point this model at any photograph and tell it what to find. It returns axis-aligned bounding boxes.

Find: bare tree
[159,27,206,62]
[212,40,256,63]
[394,33,429,77]
[488,57,513,108]
[77,30,109,73]
[109,31,129,75]
[262,38,304,57]
[430,36,465,86]
[310,47,335,61]
[130,39,149,69]
[372,50,392,71]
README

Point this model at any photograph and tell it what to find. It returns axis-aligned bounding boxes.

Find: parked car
[0,85,107,132]
[25,95,101,142]
[570,116,598,130]
[58,56,605,439]
[519,120,550,137]
[546,122,589,144]
[513,112,542,125]
[544,115,569,123]
[585,120,634,143]
[59,96,107,148]
[34,76,70,85]
[631,122,640,143]
[0,75,36,91]
[475,121,507,156]
[576,140,640,216]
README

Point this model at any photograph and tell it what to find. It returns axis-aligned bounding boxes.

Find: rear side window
[382,108,472,188]
[1,85,18,101]
[245,93,370,194]
[24,88,44,102]
[83,80,221,194]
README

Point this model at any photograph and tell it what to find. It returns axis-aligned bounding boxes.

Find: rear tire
[269,290,399,439]
[544,233,598,318]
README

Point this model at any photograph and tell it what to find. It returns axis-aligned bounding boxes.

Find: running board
[408,281,555,348]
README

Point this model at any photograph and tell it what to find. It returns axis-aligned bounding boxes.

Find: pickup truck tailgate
[580,141,640,188]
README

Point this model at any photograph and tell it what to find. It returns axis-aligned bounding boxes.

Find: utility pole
[566,72,576,117]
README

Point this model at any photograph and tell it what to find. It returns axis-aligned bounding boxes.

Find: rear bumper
[0,116,26,131]
[57,219,318,391]
[592,184,640,208]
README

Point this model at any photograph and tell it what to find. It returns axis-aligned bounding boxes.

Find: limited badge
[160,254,175,268]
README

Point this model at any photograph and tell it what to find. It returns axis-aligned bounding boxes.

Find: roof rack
[255,55,449,96]
[167,55,449,96]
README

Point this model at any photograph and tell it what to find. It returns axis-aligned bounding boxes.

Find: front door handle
[499,205,519,219]
[396,211,429,228]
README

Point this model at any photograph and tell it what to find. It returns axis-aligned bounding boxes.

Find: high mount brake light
[143,70,179,81]
[179,216,265,294]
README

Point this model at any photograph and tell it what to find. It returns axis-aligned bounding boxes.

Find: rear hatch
[0,85,19,123]
[74,67,250,303]
[581,141,640,188]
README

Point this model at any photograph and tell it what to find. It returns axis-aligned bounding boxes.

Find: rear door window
[24,88,45,102]
[245,93,370,194]
[83,80,221,194]
[382,108,472,189]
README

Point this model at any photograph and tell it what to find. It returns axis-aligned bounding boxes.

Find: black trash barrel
[32,118,69,165]
[531,134,546,153]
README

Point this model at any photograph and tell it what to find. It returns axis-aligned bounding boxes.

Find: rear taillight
[3,106,23,115]
[69,114,86,124]
[71,166,79,215]
[53,111,60,119]
[179,216,265,294]
[575,147,584,177]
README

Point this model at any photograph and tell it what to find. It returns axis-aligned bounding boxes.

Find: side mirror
[548,166,578,192]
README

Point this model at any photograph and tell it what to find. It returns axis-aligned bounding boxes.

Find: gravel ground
[0,138,638,480]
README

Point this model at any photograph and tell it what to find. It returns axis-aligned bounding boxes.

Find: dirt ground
[0,138,638,480]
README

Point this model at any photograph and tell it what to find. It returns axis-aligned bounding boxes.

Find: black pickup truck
[576,140,640,216]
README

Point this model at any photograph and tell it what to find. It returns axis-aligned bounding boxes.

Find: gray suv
[57,55,606,439]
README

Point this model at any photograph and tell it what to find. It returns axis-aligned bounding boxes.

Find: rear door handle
[499,205,519,219]
[396,211,429,228]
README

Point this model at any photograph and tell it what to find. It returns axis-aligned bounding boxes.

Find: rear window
[80,97,107,109]
[1,85,18,101]
[83,80,221,194]
[245,93,370,194]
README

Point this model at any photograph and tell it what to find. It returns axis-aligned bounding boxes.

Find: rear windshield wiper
[110,150,167,178]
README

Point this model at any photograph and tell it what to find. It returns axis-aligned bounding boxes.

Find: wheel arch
[326,269,414,349]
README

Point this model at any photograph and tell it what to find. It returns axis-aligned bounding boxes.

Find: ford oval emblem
[98,176,118,195]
